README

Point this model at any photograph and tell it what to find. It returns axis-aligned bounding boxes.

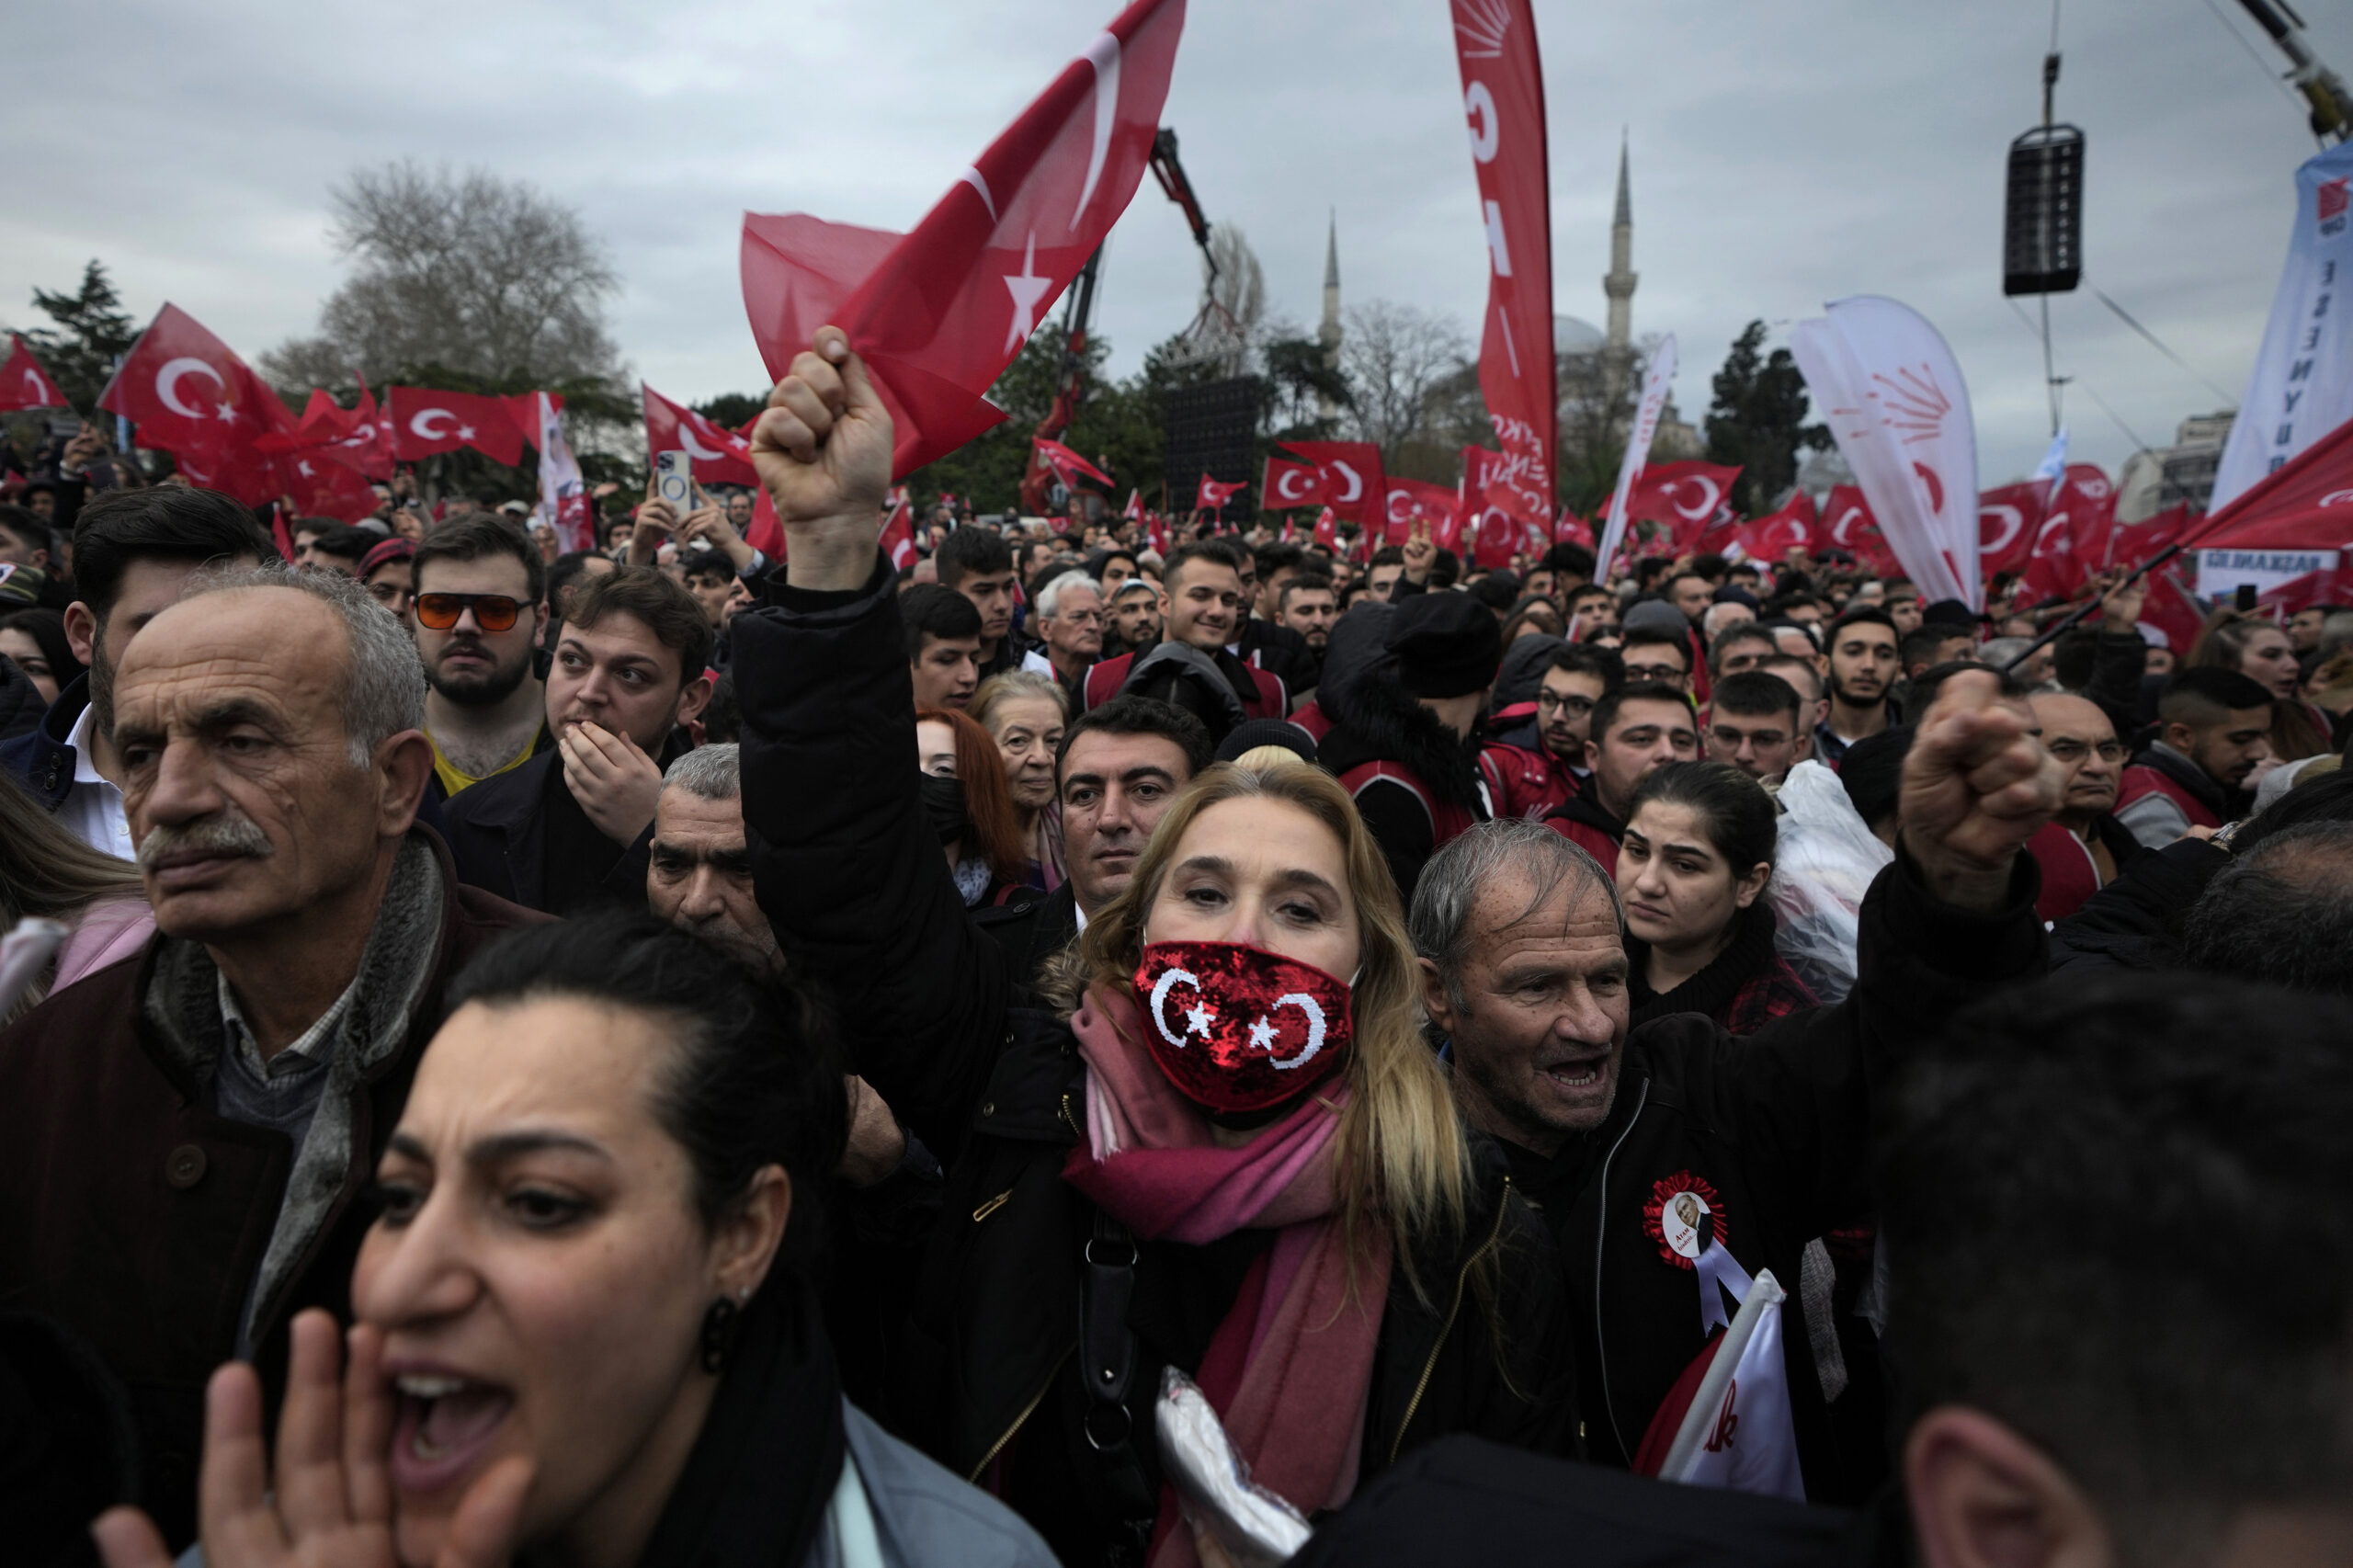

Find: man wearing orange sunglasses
[410,515,550,805]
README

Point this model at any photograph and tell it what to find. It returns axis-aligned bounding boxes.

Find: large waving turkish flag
[0,336,69,412]
[387,388,529,465]
[642,382,760,486]
[1263,456,1327,508]
[1280,439,1385,529]
[743,0,1186,479]
[97,304,296,506]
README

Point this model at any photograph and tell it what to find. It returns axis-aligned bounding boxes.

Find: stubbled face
[2236,628,2301,701]
[1586,699,1700,820]
[415,555,542,709]
[1620,641,1690,690]
[1669,576,1711,623]
[1537,667,1606,761]
[1162,561,1244,651]
[1426,875,1628,1155]
[113,590,394,943]
[1367,564,1404,603]
[1281,587,1337,651]
[1112,589,1161,649]
[1060,730,1188,914]
[549,612,699,756]
[987,695,1065,812]
[354,996,779,1568]
[1706,704,1803,782]
[648,788,779,974]
[2183,709,2274,790]
[1828,622,1900,708]
[2029,693,2122,820]
[1143,795,1360,980]
[685,571,734,630]
[910,633,981,710]
[1617,800,1765,954]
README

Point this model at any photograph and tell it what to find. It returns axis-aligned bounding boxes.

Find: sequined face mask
[1130,940,1355,1114]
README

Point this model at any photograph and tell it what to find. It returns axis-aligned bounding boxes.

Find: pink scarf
[1062,987,1391,1567]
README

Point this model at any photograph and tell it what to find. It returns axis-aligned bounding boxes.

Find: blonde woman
[0,768,149,1024]
[971,669,1069,892]
[917,760,1571,1565]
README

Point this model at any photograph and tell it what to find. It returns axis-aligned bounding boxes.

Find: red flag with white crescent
[1622,460,1741,550]
[879,495,918,571]
[642,382,760,485]
[1145,514,1171,557]
[1312,506,1338,549]
[742,0,1186,480]
[1554,509,1594,550]
[1386,476,1461,548]
[1196,474,1247,512]
[386,388,529,465]
[1034,436,1112,491]
[1279,439,1384,528]
[1450,0,1555,546]
[1122,487,1144,520]
[1264,456,1328,508]
[0,336,70,412]
[1730,493,1816,562]
[96,303,296,506]
[1974,482,2046,578]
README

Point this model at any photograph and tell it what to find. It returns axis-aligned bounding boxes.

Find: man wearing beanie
[1317,592,1500,899]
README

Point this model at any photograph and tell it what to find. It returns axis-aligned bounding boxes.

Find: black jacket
[1236,616,1315,696]
[973,883,1080,1002]
[1497,847,2046,1505]
[1318,669,1492,901]
[899,1006,1575,1568]
[0,669,88,809]
[2046,835,2230,974]
[436,744,662,915]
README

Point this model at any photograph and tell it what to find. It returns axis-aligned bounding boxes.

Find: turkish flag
[387,388,529,465]
[328,380,396,483]
[1312,506,1338,549]
[1385,477,1461,548]
[1263,456,1328,508]
[879,495,918,572]
[643,382,760,486]
[1975,482,2046,578]
[1196,474,1247,512]
[1122,487,1144,521]
[1145,514,1171,558]
[1554,509,1595,550]
[1732,494,1816,561]
[0,336,69,412]
[1280,439,1386,528]
[743,0,1185,480]
[1450,0,1555,545]
[2140,565,2208,654]
[2192,401,2353,551]
[1034,435,1112,491]
[2014,465,2116,604]
[97,303,296,506]
[279,447,382,523]
[2108,504,2192,574]
[1622,460,1740,551]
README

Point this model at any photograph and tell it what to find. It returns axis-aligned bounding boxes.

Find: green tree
[17,260,139,411]
[1258,336,1350,443]
[693,392,767,431]
[1704,320,1827,518]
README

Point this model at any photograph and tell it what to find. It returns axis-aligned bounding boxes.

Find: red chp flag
[387,388,529,466]
[1,336,69,411]
[1279,440,1385,528]
[1034,435,1112,491]
[743,0,1184,480]
[643,382,759,486]
[1263,456,1328,508]
[1196,474,1247,512]
[97,304,296,506]
[1451,0,1555,544]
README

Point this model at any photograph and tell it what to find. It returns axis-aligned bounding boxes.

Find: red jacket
[2115,763,2222,832]
[1479,741,1580,821]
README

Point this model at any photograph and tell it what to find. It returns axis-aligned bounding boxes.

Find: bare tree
[1167,222,1267,378]
[265,162,622,391]
[1339,301,1468,464]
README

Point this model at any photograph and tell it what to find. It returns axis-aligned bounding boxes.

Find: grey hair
[1035,570,1102,620]
[662,743,740,801]
[178,563,425,769]
[971,668,1069,729]
[1408,817,1623,1010]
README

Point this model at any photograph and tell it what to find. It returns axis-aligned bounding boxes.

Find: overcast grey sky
[5,0,2343,484]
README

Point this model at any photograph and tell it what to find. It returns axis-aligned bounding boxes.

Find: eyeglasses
[1536,691,1595,715]
[1623,664,1686,685]
[2046,739,2127,765]
[415,592,524,631]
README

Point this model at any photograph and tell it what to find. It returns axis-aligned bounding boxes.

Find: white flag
[1595,334,1677,576]
[2211,142,2353,513]
[533,392,593,554]
[1657,1267,1805,1501]
[1790,297,1981,608]
[2033,426,2070,483]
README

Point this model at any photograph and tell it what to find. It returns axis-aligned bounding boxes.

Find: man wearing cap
[358,537,415,631]
[1104,574,1163,660]
[1317,592,1501,899]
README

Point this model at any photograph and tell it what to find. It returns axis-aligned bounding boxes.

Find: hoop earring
[699,1297,740,1375]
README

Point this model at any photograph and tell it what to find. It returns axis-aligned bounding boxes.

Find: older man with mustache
[0,560,542,1553]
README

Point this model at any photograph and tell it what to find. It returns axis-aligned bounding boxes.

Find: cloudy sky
[5,0,2343,484]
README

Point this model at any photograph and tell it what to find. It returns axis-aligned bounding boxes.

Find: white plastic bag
[1155,1368,1313,1567]
[1768,762,1893,1005]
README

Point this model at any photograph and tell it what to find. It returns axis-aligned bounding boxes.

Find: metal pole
[1999,543,2186,674]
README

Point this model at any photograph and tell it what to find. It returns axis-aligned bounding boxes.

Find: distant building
[1603,134,1637,362]
[2117,411,2235,522]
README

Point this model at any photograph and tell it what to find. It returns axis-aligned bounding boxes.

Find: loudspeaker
[2003,124,2085,297]
[1164,376,1262,521]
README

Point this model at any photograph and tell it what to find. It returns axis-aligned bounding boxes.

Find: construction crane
[1017,128,1227,517]
[2234,0,2350,143]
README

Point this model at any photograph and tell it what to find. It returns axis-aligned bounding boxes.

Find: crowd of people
[1,327,2350,1568]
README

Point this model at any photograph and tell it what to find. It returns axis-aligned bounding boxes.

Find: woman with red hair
[916,703,1029,906]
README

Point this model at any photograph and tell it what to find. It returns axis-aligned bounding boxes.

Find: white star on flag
[1002,232,1052,355]
[297,460,314,476]
[1247,1017,1278,1052]
[1184,1003,1217,1038]
[214,401,238,423]
[456,425,476,440]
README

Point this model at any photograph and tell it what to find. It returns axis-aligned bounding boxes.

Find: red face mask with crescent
[1130,940,1355,1114]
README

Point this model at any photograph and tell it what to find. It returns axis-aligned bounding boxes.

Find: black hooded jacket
[1318,637,1493,903]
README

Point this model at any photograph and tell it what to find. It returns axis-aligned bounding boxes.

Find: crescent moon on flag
[1387,487,1413,524]
[1147,966,1200,1049]
[411,408,459,440]
[1830,506,1865,546]
[22,370,47,403]
[675,422,727,462]
[2320,488,2353,509]
[154,358,226,419]
[1072,31,1121,230]
[1979,505,2024,556]
[1330,460,1363,503]
[1266,993,1327,1068]
[1671,477,1720,521]
[2032,514,2072,559]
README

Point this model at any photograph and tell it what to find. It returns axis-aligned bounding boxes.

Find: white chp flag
[1790,297,1981,609]
[533,392,593,553]
[1656,1267,1805,1501]
[1595,334,1677,576]
[2211,141,2353,513]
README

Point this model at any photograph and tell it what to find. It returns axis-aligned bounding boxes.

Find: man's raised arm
[729,329,1008,1157]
